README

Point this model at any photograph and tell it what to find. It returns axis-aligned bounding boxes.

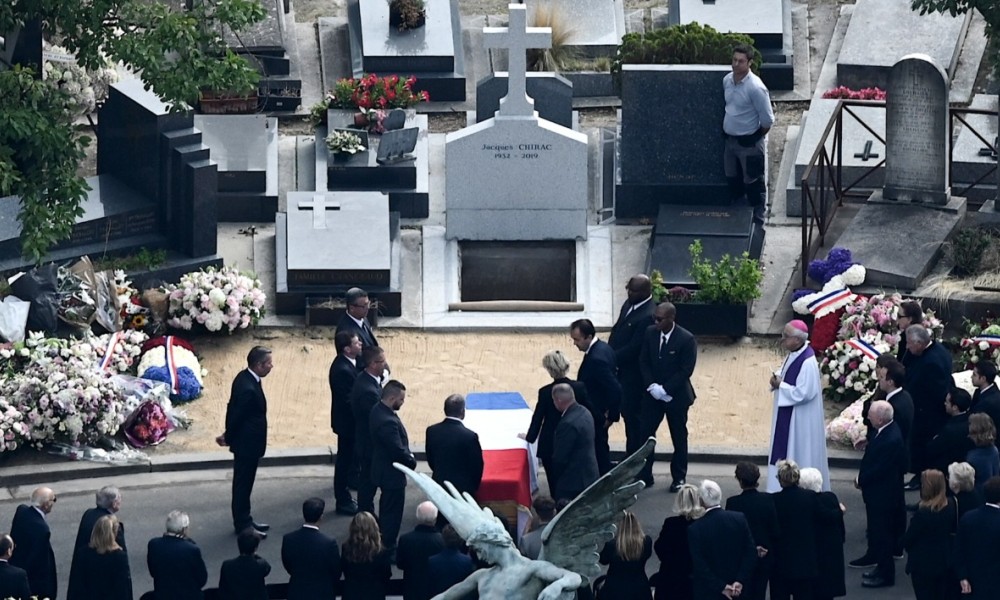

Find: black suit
[426,418,484,496]
[351,371,383,513]
[281,525,341,600]
[67,505,126,600]
[336,314,378,369]
[147,534,208,600]
[552,403,599,501]
[224,368,268,532]
[903,497,957,600]
[638,324,697,483]
[926,411,973,475]
[903,342,953,473]
[396,524,445,600]
[577,339,623,475]
[370,401,417,549]
[218,554,270,600]
[526,378,590,495]
[688,507,757,600]
[956,504,1000,600]
[608,297,656,455]
[726,489,780,600]
[79,547,132,600]
[0,561,31,600]
[8,505,56,600]
[330,354,360,507]
[770,485,820,599]
[858,420,907,582]
[971,385,1000,450]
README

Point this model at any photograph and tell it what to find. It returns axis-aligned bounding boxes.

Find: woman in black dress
[652,483,703,600]
[597,511,652,599]
[341,511,393,600]
[80,515,132,600]
[521,350,590,496]
[903,469,958,600]
[800,467,846,600]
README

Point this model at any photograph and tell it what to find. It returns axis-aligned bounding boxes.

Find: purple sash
[769,346,815,465]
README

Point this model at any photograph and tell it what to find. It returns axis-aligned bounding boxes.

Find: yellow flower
[130,314,148,329]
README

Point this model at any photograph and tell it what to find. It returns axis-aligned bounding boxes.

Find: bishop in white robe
[767,319,830,492]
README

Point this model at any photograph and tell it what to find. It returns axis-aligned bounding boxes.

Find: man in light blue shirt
[723,43,774,224]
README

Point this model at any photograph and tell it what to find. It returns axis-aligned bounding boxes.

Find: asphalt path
[0,462,918,599]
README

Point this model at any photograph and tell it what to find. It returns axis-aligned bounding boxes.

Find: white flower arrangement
[166,266,266,334]
[90,330,150,374]
[325,130,367,155]
[137,343,206,387]
[825,394,869,448]
[42,42,118,119]
[819,333,891,404]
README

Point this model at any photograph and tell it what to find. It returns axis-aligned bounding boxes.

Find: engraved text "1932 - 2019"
[482,143,552,160]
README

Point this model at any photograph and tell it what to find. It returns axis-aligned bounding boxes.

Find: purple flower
[791,288,814,303]
[827,247,853,264]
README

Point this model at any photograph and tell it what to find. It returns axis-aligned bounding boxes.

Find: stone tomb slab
[346,0,466,101]
[616,65,731,219]
[837,0,969,90]
[445,117,588,241]
[323,110,428,196]
[835,194,966,289]
[476,73,573,129]
[668,0,784,50]
[284,191,390,287]
[950,94,997,190]
[0,175,159,260]
[649,204,756,286]
[524,0,625,56]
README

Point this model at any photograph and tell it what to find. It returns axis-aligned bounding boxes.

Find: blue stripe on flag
[466,392,528,410]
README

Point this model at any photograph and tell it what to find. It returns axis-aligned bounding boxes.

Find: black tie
[659,334,666,357]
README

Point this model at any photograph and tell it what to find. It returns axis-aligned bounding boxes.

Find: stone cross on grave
[483,4,552,118]
[854,139,880,162]
[298,194,341,230]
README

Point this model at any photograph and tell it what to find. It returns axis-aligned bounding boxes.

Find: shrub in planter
[946,227,994,276]
[611,23,760,79]
[309,74,429,125]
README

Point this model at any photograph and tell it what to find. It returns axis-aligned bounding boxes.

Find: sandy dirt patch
[146,329,786,456]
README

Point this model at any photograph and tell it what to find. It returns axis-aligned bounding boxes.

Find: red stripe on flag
[477,448,532,507]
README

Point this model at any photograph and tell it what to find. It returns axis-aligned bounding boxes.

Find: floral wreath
[137,336,204,403]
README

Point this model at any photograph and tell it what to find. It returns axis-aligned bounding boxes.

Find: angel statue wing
[538,437,655,584]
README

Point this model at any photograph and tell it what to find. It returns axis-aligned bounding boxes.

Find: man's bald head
[626,274,652,303]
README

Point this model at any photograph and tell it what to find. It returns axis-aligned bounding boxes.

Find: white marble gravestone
[445,4,588,241]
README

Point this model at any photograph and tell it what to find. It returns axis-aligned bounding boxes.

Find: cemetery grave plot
[194,115,279,223]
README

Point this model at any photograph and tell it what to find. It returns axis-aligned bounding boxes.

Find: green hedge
[611,23,762,76]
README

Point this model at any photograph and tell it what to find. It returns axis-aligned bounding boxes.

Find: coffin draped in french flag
[463,392,538,536]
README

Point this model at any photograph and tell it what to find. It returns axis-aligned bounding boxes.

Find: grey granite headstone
[615,65,731,218]
[284,191,390,287]
[377,128,419,163]
[883,54,950,205]
[476,73,573,128]
[446,5,588,241]
[837,0,969,90]
[383,109,407,131]
[668,0,784,49]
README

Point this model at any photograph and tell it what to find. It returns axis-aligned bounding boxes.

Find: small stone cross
[977,136,998,161]
[483,4,551,118]
[854,139,880,162]
[298,194,341,230]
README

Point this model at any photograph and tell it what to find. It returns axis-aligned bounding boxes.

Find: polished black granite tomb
[649,204,760,287]
[476,73,574,129]
[459,242,576,302]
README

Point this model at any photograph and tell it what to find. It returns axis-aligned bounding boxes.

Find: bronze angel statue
[393,437,655,600]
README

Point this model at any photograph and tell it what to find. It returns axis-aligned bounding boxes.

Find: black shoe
[335,502,359,516]
[252,528,268,539]
[251,522,270,532]
[669,480,685,493]
[849,556,877,569]
[636,477,654,488]
[861,576,894,588]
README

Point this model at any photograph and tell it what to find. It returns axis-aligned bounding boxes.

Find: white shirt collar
[660,323,676,340]
[704,505,721,514]
[886,388,901,401]
[345,356,357,368]
[349,314,366,328]
[585,337,598,354]
[302,524,319,530]
[983,383,996,393]
[445,416,464,423]
[631,296,652,311]
[32,506,46,519]
[247,368,261,383]
[876,419,893,436]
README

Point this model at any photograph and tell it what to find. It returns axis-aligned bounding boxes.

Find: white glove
[647,383,671,402]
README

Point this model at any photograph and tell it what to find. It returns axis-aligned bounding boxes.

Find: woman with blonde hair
[966,413,1000,492]
[596,511,652,599]
[80,515,132,600]
[341,511,392,600]
[903,469,958,600]
[652,483,702,600]
[521,349,592,496]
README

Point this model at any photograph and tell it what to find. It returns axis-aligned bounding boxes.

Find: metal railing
[799,101,998,287]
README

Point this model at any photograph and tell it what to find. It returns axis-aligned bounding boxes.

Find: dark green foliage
[0,66,90,264]
[93,247,168,272]
[947,227,994,276]
[611,22,761,77]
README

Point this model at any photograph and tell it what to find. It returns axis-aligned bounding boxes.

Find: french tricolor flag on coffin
[462,392,538,510]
